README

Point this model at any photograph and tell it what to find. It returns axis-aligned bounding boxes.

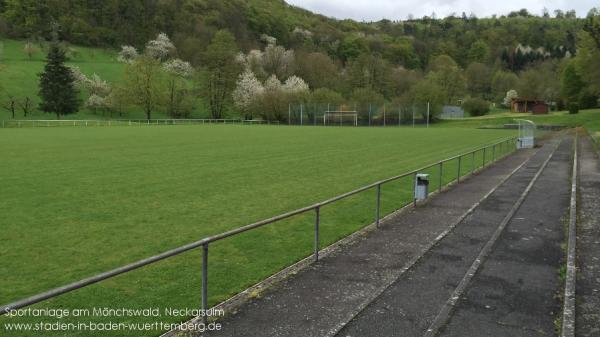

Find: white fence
[0,119,279,128]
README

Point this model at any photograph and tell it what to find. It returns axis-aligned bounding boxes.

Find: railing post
[457,156,462,183]
[493,144,496,162]
[483,147,486,167]
[375,184,381,227]
[472,151,475,174]
[202,244,209,324]
[314,207,320,262]
[438,162,443,193]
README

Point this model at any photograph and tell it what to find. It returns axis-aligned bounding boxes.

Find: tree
[503,89,518,107]
[23,41,38,60]
[145,33,175,61]
[468,40,490,63]
[117,45,138,64]
[123,55,165,120]
[426,55,466,104]
[2,94,16,118]
[163,58,194,118]
[405,78,446,120]
[232,69,264,119]
[203,30,241,119]
[38,38,80,119]
[462,98,490,116]
[465,62,492,98]
[491,71,519,102]
[561,61,584,106]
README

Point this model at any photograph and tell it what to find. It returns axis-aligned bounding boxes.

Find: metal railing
[0,119,279,128]
[0,137,517,321]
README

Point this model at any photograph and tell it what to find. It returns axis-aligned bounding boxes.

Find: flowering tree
[71,67,112,114]
[503,89,518,107]
[283,76,309,94]
[163,59,194,118]
[262,44,294,80]
[117,45,138,64]
[145,33,175,61]
[232,69,264,119]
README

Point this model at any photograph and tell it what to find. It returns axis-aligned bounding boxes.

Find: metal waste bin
[415,173,429,201]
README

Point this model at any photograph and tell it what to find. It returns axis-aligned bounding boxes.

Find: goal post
[323,111,358,127]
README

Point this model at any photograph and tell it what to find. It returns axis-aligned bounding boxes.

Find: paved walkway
[576,134,600,337]
[339,136,571,337]
[198,141,540,337]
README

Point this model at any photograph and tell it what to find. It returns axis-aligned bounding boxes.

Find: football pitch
[0,125,513,336]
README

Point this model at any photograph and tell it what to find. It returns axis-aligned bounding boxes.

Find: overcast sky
[285,0,598,21]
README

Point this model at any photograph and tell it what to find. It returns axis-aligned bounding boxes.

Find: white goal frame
[323,111,358,126]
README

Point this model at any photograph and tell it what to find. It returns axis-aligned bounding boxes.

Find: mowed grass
[440,109,600,142]
[0,125,513,336]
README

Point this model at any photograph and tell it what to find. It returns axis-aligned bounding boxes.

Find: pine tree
[38,37,80,119]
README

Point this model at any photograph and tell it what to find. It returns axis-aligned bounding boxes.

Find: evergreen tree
[38,38,80,119]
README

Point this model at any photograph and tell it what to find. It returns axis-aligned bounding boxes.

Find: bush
[463,98,490,116]
[568,102,579,114]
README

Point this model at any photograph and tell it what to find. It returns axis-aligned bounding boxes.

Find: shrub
[568,102,579,114]
[463,98,490,116]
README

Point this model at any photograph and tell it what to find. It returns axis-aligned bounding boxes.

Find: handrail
[0,136,517,315]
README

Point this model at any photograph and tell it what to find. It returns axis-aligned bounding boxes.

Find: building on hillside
[511,98,549,114]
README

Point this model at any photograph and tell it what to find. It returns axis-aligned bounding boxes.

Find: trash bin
[415,173,429,201]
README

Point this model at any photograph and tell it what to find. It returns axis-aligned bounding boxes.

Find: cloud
[286,0,598,21]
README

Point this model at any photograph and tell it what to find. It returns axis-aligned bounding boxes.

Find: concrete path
[338,137,571,337]
[198,141,541,337]
[436,137,572,337]
[576,134,600,337]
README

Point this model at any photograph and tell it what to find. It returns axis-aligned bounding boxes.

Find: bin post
[314,207,320,262]
[375,184,381,227]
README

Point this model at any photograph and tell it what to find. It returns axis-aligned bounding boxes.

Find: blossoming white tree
[145,33,175,61]
[117,45,138,64]
[283,76,309,94]
[503,89,518,107]
[232,69,264,119]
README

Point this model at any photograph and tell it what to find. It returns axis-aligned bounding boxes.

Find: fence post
[375,184,381,227]
[483,147,487,167]
[439,162,443,192]
[493,144,496,162]
[202,244,209,324]
[314,207,320,262]
[472,151,476,174]
[457,156,462,183]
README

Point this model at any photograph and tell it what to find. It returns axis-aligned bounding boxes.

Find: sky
[285,0,598,21]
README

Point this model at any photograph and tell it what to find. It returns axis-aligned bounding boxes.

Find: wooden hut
[511,98,549,114]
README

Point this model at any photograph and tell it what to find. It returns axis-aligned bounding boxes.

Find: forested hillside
[0,0,599,121]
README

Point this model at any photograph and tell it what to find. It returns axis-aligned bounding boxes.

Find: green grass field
[0,125,513,336]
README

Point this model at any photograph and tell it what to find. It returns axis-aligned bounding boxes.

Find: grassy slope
[440,109,600,141]
[0,39,207,121]
[0,125,512,336]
